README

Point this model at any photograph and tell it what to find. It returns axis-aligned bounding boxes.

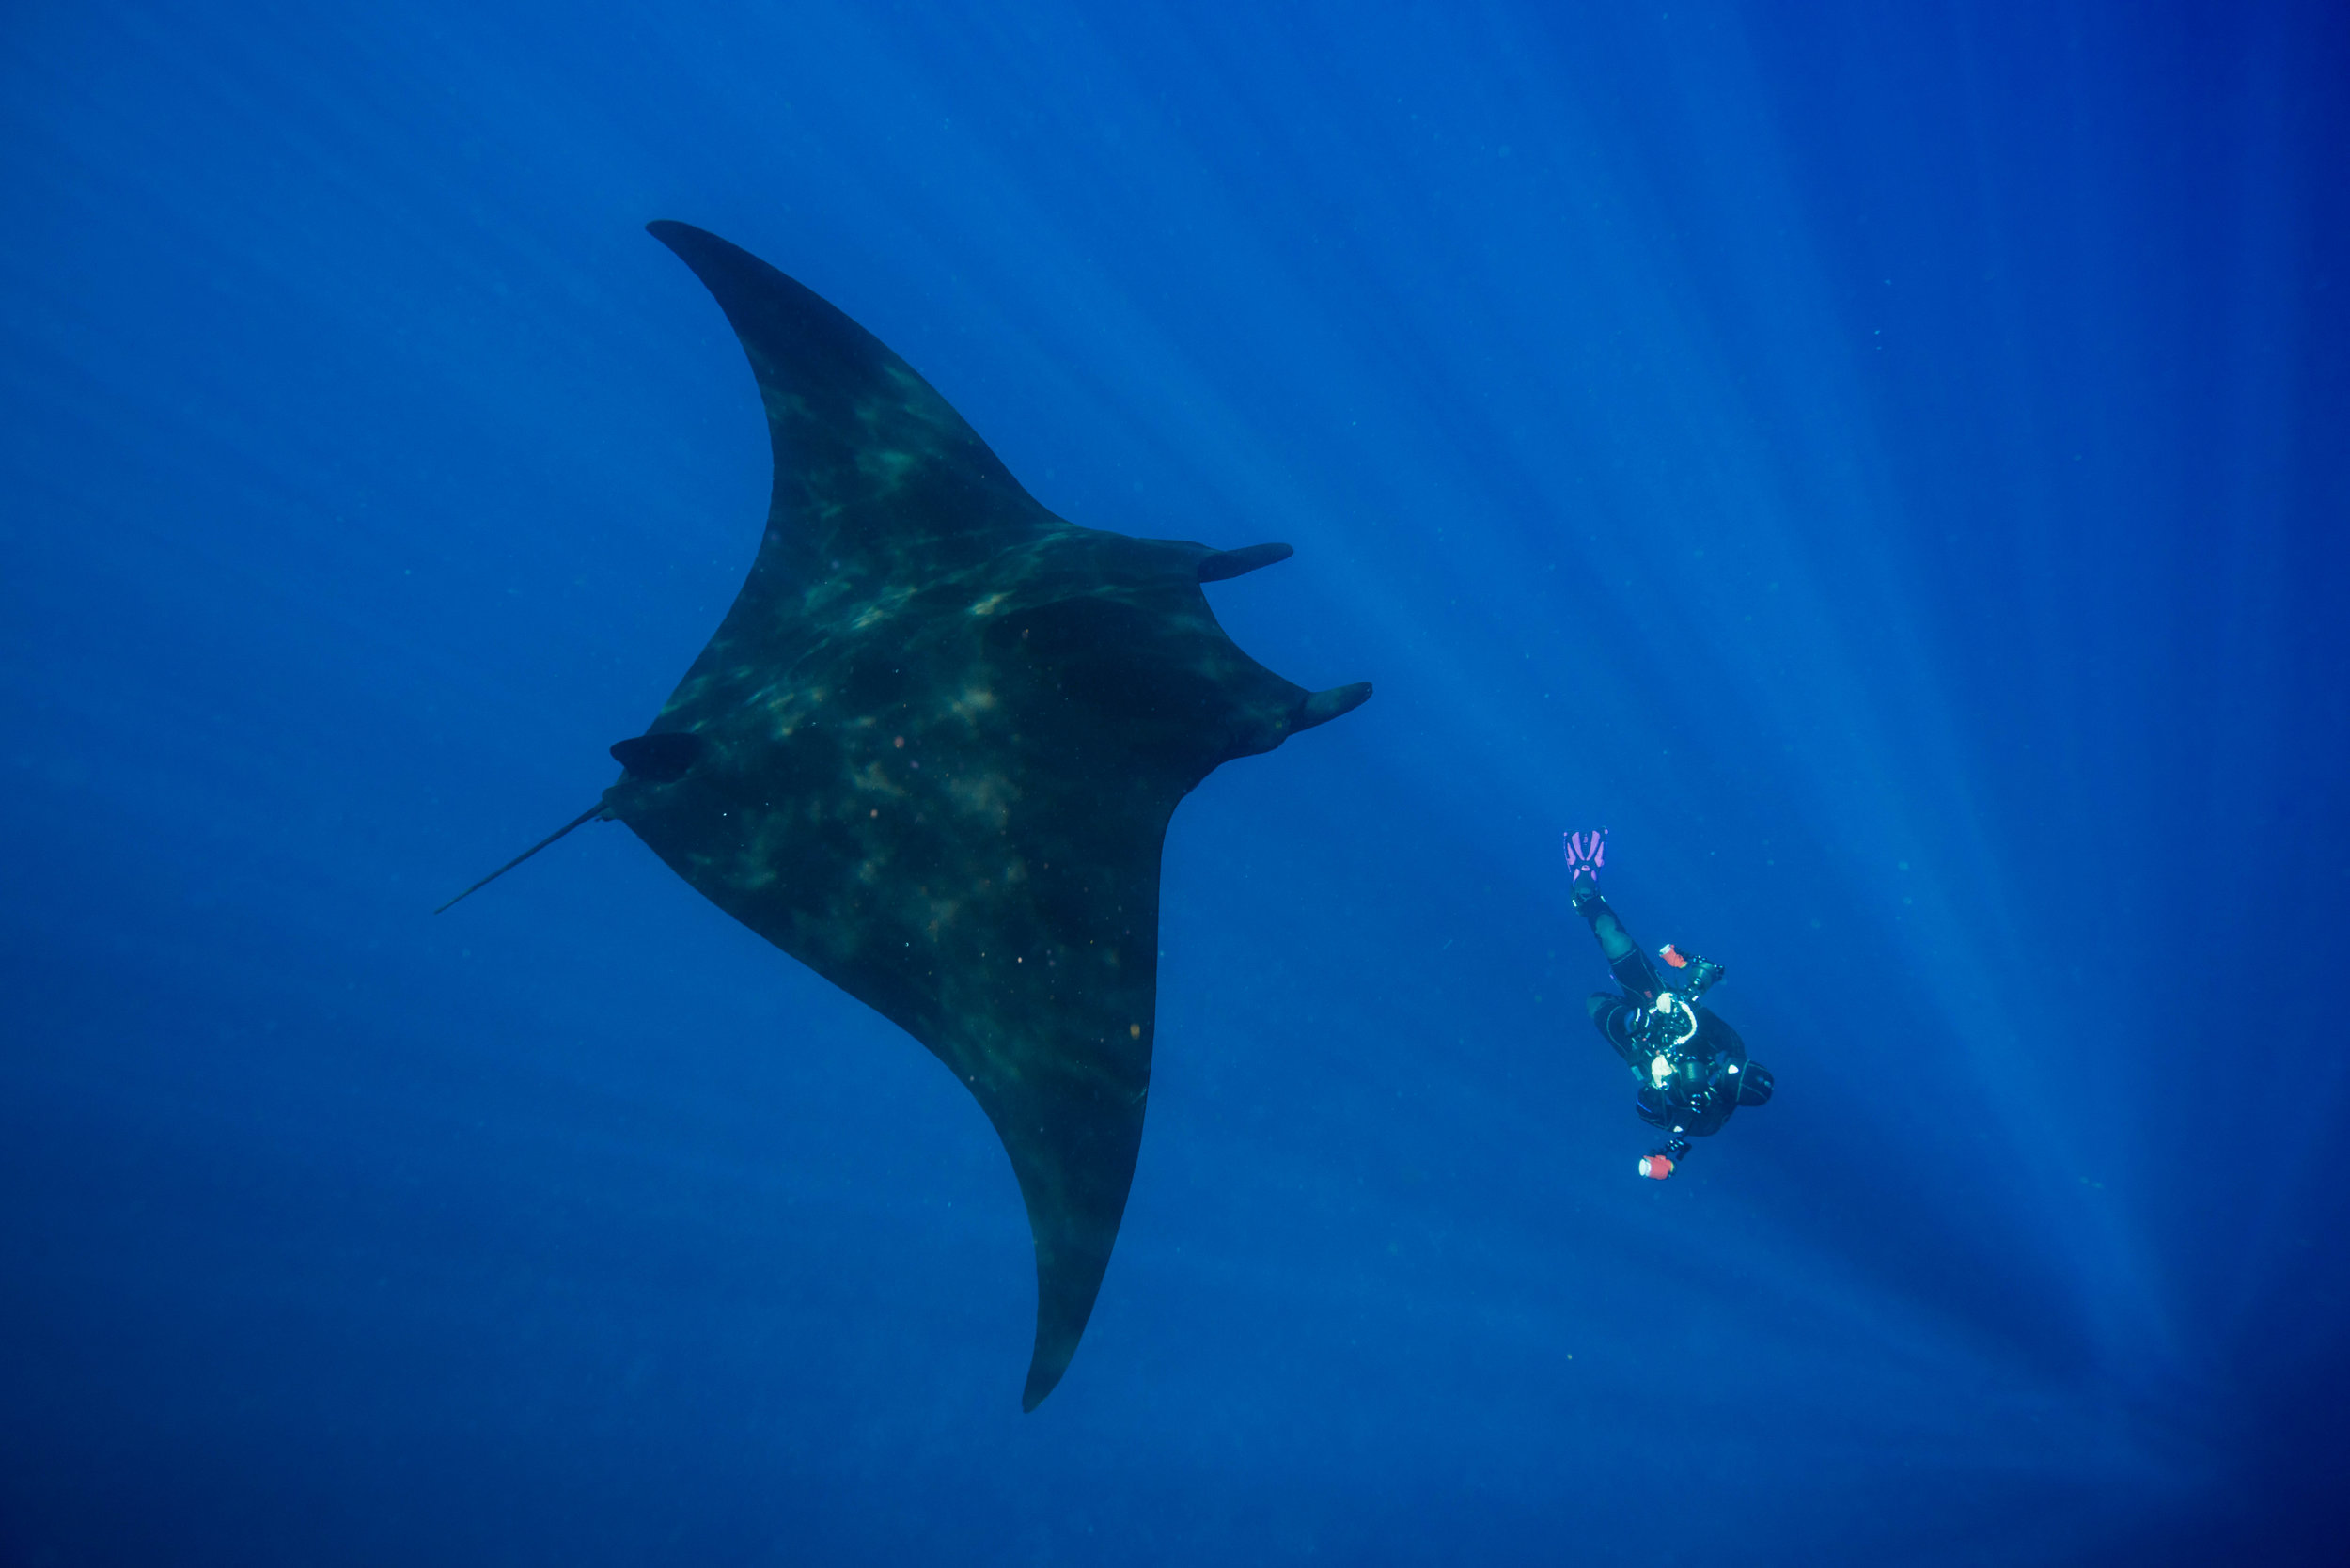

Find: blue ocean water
[4,1,2344,1561]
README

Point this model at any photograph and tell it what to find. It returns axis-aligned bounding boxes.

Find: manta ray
[443,221,1371,1409]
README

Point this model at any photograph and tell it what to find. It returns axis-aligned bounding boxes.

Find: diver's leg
[1588,993,1644,1068]
[1577,893,1663,1002]
[1564,828,1662,999]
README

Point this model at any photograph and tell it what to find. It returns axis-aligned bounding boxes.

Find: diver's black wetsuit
[1574,886,1767,1151]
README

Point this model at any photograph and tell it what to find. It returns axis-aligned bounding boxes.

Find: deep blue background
[4,2,2345,1562]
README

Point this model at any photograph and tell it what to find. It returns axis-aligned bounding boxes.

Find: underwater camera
[1658,943,1725,1001]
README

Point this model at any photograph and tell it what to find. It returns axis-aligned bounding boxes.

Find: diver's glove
[1562,828,1607,906]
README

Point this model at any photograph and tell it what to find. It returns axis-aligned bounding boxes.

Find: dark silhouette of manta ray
[440,221,1371,1409]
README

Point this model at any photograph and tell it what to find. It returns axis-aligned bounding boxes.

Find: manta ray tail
[433,802,607,914]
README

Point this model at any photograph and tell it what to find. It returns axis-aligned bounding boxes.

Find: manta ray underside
[444,221,1371,1409]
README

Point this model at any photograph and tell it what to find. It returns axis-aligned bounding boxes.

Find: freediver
[1561,829,1773,1180]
